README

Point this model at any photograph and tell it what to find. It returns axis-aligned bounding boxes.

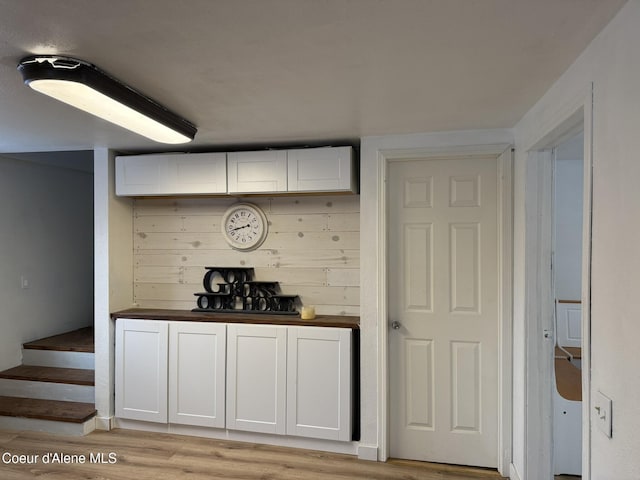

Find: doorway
[385,148,512,474]
[552,132,584,478]
[522,94,593,480]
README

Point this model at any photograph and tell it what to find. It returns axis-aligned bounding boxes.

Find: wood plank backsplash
[133,196,360,315]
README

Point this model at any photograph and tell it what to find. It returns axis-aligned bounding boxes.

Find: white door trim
[370,142,513,475]
[522,149,555,480]
[519,84,593,480]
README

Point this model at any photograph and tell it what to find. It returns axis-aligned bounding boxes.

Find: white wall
[94,148,133,429]
[0,154,93,371]
[554,154,584,301]
[514,1,640,477]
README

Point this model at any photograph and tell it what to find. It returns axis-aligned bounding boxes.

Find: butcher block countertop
[111,308,360,330]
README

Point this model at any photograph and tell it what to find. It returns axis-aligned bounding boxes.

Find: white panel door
[115,319,169,423]
[287,146,355,193]
[168,322,226,428]
[286,326,352,441]
[388,156,499,467]
[555,301,582,348]
[227,150,287,193]
[226,324,287,434]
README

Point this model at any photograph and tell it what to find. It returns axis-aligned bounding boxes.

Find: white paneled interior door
[388,156,499,467]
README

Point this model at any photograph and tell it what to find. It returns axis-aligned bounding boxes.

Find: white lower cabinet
[115,319,169,423]
[116,319,226,426]
[286,327,352,441]
[226,324,287,434]
[116,319,353,442]
[169,321,226,428]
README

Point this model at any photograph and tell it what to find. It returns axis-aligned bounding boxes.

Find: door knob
[391,320,401,330]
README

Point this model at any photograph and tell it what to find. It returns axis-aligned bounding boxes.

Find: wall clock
[221,203,268,251]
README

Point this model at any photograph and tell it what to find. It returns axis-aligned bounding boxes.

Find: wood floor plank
[0,428,507,479]
[0,397,96,423]
[0,366,94,386]
[23,327,94,353]
[555,358,582,401]
[0,430,18,444]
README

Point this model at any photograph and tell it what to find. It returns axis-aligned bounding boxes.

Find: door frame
[368,142,513,475]
[519,85,593,480]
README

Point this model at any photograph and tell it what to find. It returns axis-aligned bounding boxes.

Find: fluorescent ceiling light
[17,55,197,144]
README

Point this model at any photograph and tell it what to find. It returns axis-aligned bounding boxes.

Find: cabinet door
[287,146,356,193]
[115,319,168,423]
[226,324,287,434]
[168,322,226,428]
[227,150,287,193]
[287,327,352,441]
[115,154,168,196]
[164,153,227,195]
[115,152,227,196]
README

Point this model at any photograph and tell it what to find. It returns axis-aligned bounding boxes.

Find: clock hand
[231,224,251,231]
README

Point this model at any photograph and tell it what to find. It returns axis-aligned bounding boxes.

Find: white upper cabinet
[287,146,357,193]
[116,152,227,196]
[227,150,288,194]
[116,147,357,196]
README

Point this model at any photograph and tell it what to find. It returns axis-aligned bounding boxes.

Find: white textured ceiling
[0,0,628,154]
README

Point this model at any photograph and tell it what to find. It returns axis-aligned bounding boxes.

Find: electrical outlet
[20,275,29,289]
[594,391,613,438]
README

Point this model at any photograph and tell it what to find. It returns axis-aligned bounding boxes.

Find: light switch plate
[594,390,613,438]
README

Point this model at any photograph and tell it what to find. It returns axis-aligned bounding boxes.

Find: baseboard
[510,463,522,480]
[95,415,113,431]
[357,444,378,461]
[114,418,359,456]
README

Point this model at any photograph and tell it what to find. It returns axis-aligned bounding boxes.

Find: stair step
[0,365,94,386]
[0,378,94,403]
[22,349,94,370]
[23,327,94,353]
[0,396,96,423]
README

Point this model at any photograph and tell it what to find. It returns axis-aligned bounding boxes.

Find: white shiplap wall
[133,195,360,315]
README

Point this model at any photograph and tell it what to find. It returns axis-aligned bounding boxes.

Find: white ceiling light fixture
[17,55,197,144]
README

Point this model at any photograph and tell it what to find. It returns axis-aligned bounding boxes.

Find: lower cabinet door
[168,322,226,428]
[286,327,352,441]
[226,324,287,434]
[115,319,169,423]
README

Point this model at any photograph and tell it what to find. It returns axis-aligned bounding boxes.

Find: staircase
[0,327,97,435]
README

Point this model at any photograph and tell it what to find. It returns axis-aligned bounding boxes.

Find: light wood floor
[0,428,508,479]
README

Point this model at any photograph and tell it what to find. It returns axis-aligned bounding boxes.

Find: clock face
[221,203,268,251]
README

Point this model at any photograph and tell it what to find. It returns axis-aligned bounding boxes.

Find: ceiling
[0,0,627,155]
